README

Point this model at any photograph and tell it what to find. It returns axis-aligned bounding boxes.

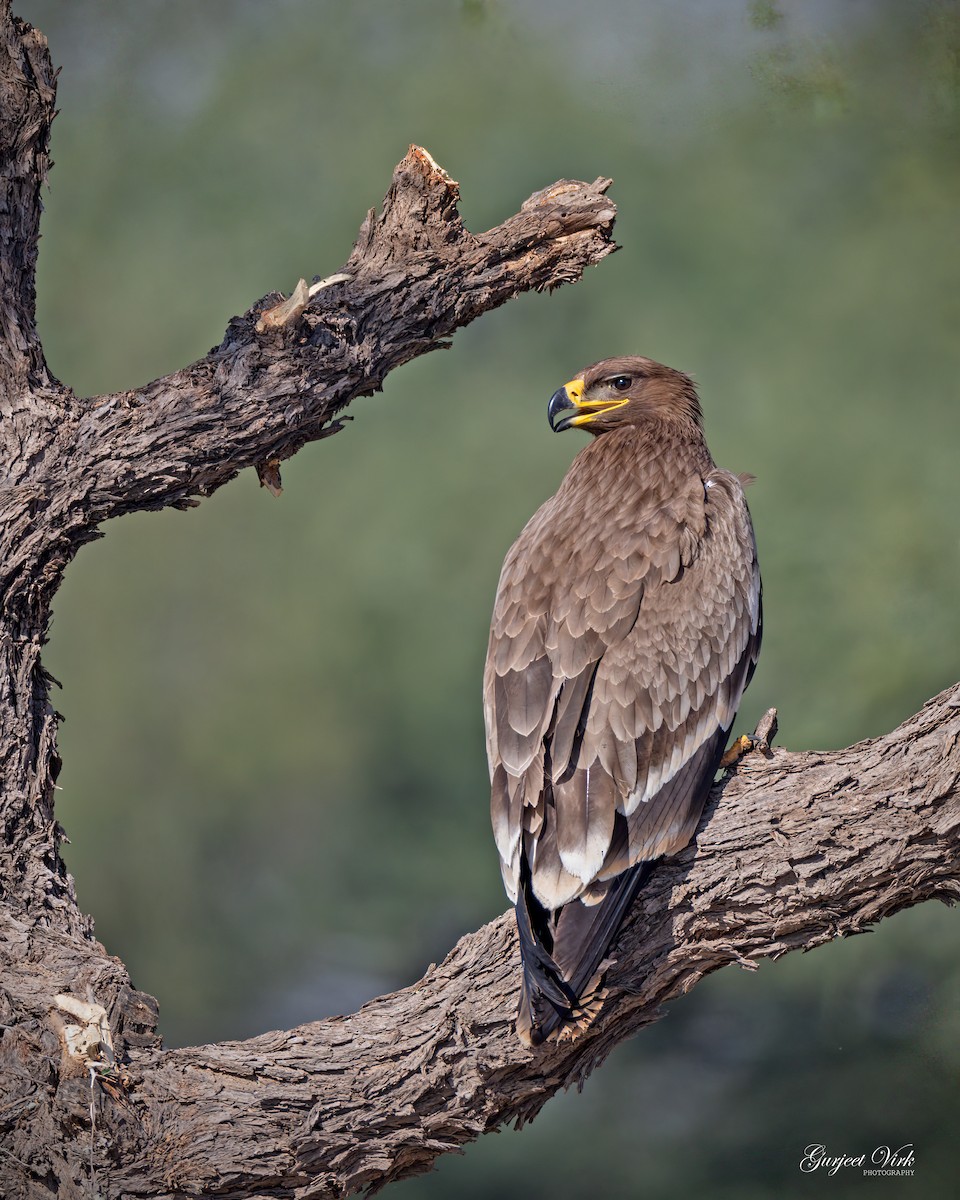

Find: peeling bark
[0,6,957,1200]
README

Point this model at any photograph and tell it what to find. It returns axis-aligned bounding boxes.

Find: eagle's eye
[610,375,632,392]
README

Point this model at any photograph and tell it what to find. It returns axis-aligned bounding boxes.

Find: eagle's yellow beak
[547,377,629,432]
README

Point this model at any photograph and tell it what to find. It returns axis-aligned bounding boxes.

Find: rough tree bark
[0,7,958,1200]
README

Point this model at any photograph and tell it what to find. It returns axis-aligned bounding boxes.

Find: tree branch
[64,150,617,525]
[4,686,956,1198]
[0,4,57,393]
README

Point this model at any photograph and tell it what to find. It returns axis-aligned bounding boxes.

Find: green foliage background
[20,1,960,1195]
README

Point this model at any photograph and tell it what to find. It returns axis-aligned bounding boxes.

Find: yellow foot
[720,734,755,769]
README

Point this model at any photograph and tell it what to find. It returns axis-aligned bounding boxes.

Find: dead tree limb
[4,686,958,1199]
[107,688,960,1196]
[1,6,958,1199]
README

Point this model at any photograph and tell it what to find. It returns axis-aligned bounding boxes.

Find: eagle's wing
[485,466,760,914]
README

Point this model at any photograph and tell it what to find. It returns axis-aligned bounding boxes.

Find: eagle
[484,356,762,1046]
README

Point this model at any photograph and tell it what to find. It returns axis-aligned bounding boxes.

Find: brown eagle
[484,356,761,1046]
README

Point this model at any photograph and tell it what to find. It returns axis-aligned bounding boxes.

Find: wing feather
[549,663,599,784]
[492,656,556,775]
[553,764,618,884]
[526,801,584,910]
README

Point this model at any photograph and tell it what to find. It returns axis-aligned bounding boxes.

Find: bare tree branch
[0,5,56,393]
[4,687,957,1198]
[118,686,960,1195]
[61,151,617,526]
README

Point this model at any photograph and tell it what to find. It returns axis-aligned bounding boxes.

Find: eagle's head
[547,355,703,435]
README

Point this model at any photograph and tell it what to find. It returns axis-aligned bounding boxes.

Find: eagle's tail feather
[515,857,657,1047]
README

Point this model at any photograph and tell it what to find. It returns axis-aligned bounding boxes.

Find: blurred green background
[20,1,960,1196]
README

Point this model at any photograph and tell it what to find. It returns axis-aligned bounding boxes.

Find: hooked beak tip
[548,386,576,432]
